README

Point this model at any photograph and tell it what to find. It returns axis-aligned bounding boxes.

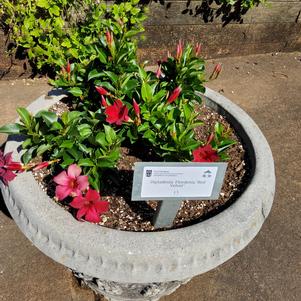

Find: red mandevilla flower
[53,164,89,200]
[96,86,109,96]
[192,145,220,163]
[133,99,140,117]
[105,99,130,125]
[167,86,182,104]
[70,189,109,223]
[0,151,21,185]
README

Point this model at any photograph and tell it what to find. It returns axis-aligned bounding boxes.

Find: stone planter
[0,88,275,301]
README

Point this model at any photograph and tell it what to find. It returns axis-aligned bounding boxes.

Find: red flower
[70,189,109,223]
[192,145,220,162]
[133,99,140,117]
[167,86,182,104]
[53,164,89,200]
[105,99,130,125]
[0,151,20,185]
[195,43,201,56]
[96,86,109,96]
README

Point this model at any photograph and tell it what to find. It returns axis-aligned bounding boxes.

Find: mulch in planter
[33,100,248,232]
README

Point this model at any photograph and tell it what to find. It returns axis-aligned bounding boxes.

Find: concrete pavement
[0,52,300,301]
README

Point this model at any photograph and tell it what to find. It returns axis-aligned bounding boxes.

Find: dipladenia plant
[0,2,236,224]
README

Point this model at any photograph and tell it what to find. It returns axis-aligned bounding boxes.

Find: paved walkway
[0,52,300,301]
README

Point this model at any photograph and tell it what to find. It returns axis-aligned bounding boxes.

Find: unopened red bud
[96,86,109,96]
[66,61,71,74]
[167,86,182,104]
[195,43,201,56]
[101,95,108,108]
[133,99,140,117]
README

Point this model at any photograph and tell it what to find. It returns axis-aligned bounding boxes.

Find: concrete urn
[0,88,275,301]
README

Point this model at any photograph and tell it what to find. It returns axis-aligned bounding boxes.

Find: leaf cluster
[0,0,146,71]
[0,107,121,191]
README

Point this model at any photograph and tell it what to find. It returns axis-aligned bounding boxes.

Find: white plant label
[141,166,218,198]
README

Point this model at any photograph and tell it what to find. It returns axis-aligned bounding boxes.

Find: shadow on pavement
[0,189,12,219]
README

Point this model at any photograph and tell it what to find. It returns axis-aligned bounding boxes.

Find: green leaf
[49,5,60,16]
[141,82,152,102]
[68,87,83,97]
[104,125,116,144]
[36,0,50,9]
[37,144,52,156]
[17,108,31,128]
[22,146,37,164]
[88,69,103,81]
[78,158,94,167]
[95,132,108,147]
[0,123,24,134]
[51,121,63,131]
[78,124,92,138]
[60,140,74,149]
[22,138,32,149]
[78,143,92,154]
[103,71,118,84]
[36,111,57,127]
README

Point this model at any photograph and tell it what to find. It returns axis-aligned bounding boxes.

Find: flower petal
[85,189,100,202]
[53,171,69,185]
[85,207,101,223]
[94,201,109,214]
[76,207,88,220]
[76,175,89,191]
[70,195,85,209]
[67,164,82,179]
[55,185,72,200]
[4,152,13,165]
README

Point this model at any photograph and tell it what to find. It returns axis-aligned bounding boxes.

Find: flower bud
[167,86,182,104]
[96,86,109,96]
[101,96,108,108]
[133,99,140,117]
[195,43,201,56]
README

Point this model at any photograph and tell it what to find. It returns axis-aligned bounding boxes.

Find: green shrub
[0,0,146,71]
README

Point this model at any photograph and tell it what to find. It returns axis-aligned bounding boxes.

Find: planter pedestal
[1,88,275,301]
[74,271,190,301]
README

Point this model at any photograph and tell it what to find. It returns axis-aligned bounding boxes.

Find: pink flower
[133,99,140,117]
[105,99,130,125]
[0,151,19,185]
[195,43,201,56]
[192,145,219,163]
[53,164,89,200]
[96,86,109,96]
[167,86,182,104]
[70,189,109,223]
[176,40,184,60]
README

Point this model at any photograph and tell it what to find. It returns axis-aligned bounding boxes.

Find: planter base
[73,271,190,301]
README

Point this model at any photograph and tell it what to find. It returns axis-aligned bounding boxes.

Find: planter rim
[1,88,275,283]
